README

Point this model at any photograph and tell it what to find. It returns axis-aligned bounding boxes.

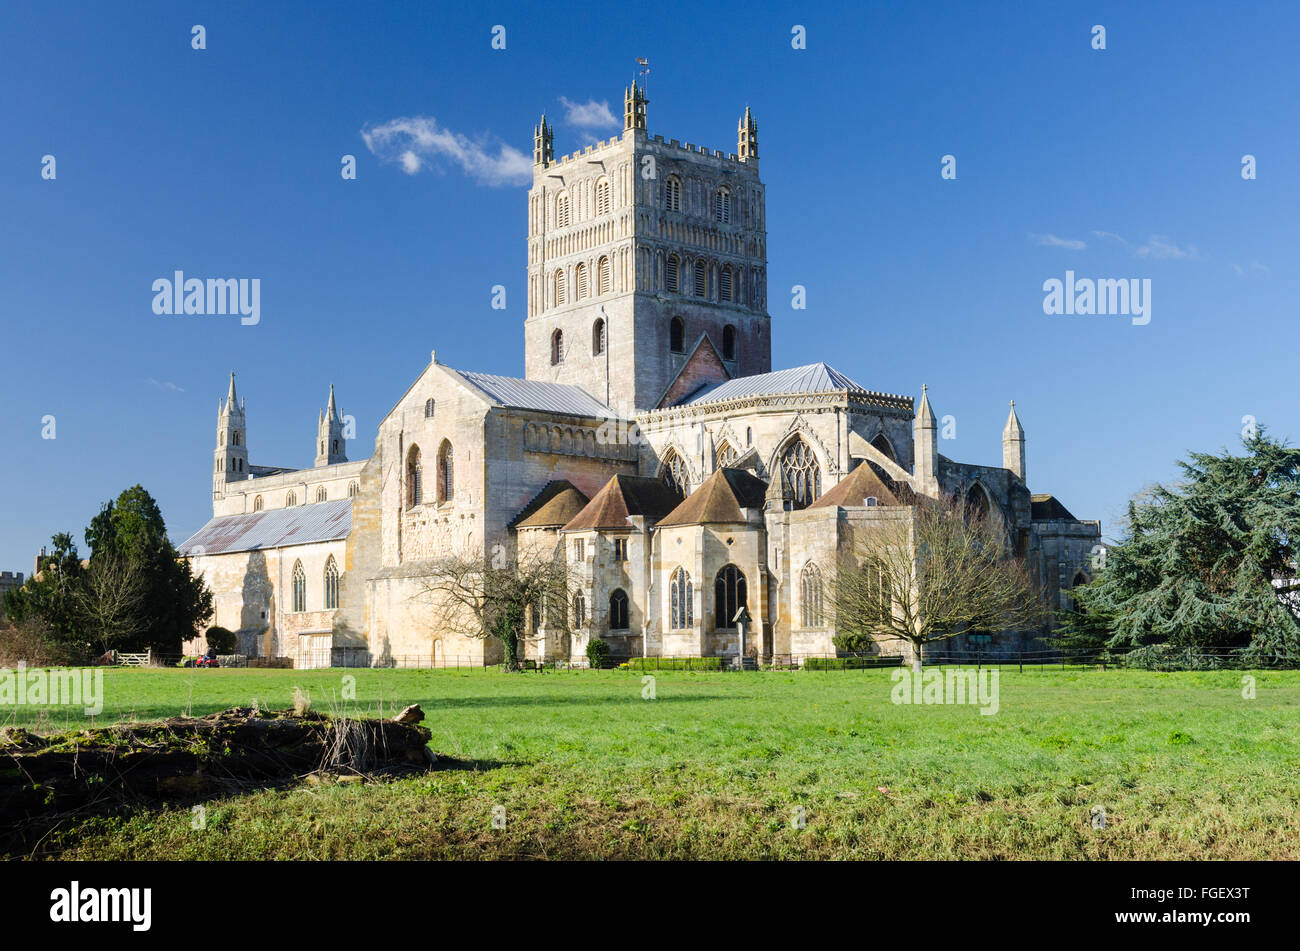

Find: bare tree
[74,554,147,656]
[416,543,570,669]
[831,495,1045,671]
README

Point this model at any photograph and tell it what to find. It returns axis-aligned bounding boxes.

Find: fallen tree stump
[0,706,436,840]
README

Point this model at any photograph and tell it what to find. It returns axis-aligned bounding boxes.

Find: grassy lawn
[5,666,1299,859]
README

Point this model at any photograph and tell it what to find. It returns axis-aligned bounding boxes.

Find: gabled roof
[1031,494,1078,521]
[178,499,351,556]
[448,369,611,418]
[561,475,684,532]
[809,461,913,510]
[657,333,732,407]
[657,468,769,527]
[679,362,870,406]
[511,481,591,529]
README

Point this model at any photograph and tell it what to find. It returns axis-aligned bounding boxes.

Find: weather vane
[636,57,650,94]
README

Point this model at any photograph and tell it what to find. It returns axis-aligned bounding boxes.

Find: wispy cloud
[1092,231,1202,260]
[1031,233,1087,250]
[146,378,184,393]
[559,96,619,130]
[1232,261,1270,277]
[361,116,531,187]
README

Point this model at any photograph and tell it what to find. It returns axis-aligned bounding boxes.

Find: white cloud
[1093,231,1201,260]
[1031,233,1086,250]
[361,116,532,187]
[146,378,184,393]
[559,96,618,130]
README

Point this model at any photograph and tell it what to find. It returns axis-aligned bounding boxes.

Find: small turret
[912,384,939,497]
[214,372,248,502]
[1003,400,1026,483]
[624,82,647,132]
[533,114,554,167]
[315,383,347,467]
[738,106,758,161]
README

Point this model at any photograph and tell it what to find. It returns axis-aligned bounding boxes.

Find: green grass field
[5,666,1299,859]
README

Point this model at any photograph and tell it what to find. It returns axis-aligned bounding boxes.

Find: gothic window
[781,437,822,509]
[719,267,734,303]
[965,484,990,521]
[801,562,824,628]
[573,591,586,628]
[554,269,566,307]
[291,560,306,613]
[437,440,454,503]
[613,537,628,562]
[233,432,240,446]
[316,486,327,502]
[714,188,731,223]
[609,589,629,630]
[693,260,707,298]
[716,441,738,468]
[406,445,422,508]
[348,482,359,498]
[746,427,752,446]
[253,495,263,512]
[669,316,685,353]
[660,449,688,496]
[714,564,747,630]
[722,324,737,361]
[557,192,570,228]
[592,318,606,356]
[286,491,297,507]
[575,262,588,299]
[670,567,693,629]
[596,177,611,216]
[665,255,680,293]
[238,459,243,472]
[871,432,896,461]
[331,439,339,454]
[597,255,611,295]
[324,555,339,610]
[424,398,435,418]
[551,329,564,365]
[665,176,682,212]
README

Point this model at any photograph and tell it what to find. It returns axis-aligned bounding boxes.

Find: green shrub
[206,626,238,654]
[1120,644,1225,671]
[803,655,901,670]
[586,638,612,669]
[624,657,725,671]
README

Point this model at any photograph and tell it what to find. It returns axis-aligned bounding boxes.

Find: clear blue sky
[2,0,1297,571]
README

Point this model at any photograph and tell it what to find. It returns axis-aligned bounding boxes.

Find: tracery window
[437,440,454,503]
[781,437,822,509]
[291,560,306,613]
[406,445,422,508]
[324,556,339,610]
[801,562,824,628]
[660,449,688,496]
[714,565,747,630]
[609,589,629,630]
[670,567,693,629]
[716,442,738,468]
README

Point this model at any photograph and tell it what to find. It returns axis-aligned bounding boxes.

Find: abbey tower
[523,83,771,416]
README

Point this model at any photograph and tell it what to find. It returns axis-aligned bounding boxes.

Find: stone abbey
[180,84,1100,667]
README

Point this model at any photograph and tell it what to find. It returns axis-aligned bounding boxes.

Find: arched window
[714,188,731,223]
[597,255,611,295]
[719,267,734,303]
[291,560,306,613]
[801,562,824,628]
[324,555,339,610]
[253,495,263,512]
[556,192,570,228]
[286,491,297,507]
[665,176,682,212]
[551,329,564,365]
[437,440,454,503]
[234,432,240,446]
[670,567,693,629]
[595,178,611,216]
[746,427,753,446]
[665,254,680,294]
[714,564,747,630]
[871,432,896,461]
[348,482,359,498]
[553,269,567,307]
[722,324,737,361]
[331,439,339,454]
[965,484,990,521]
[406,445,422,508]
[592,318,606,356]
[693,259,707,298]
[669,316,685,353]
[716,441,738,468]
[316,486,327,502]
[575,261,588,299]
[424,398,435,418]
[609,589,629,630]
[573,591,586,628]
[660,449,688,496]
[781,437,822,509]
